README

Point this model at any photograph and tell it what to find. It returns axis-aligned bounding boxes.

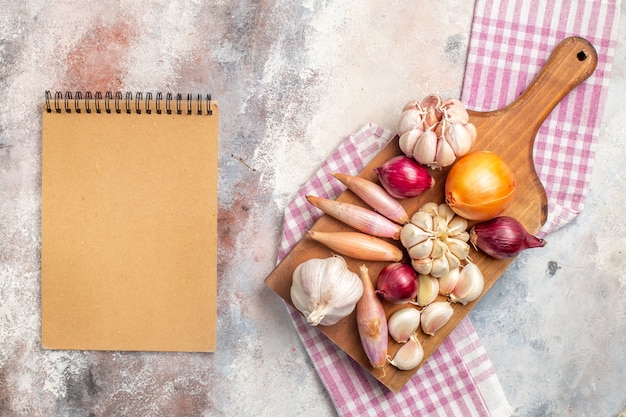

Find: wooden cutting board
[265,36,597,393]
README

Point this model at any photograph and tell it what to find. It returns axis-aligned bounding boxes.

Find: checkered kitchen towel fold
[462,0,621,236]
[277,1,620,416]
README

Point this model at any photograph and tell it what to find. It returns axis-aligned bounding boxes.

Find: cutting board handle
[503,36,598,131]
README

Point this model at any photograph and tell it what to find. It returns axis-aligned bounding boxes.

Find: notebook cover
[41,95,218,352]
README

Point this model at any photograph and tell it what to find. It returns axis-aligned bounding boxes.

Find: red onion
[375,262,418,304]
[469,216,546,259]
[374,155,434,199]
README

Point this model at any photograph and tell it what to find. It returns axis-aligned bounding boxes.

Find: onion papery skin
[375,262,418,304]
[374,155,435,199]
[444,151,516,221]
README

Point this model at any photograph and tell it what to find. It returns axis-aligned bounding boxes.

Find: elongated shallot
[306,195,402,240]
[356,264,388,369]
[307,230,403,262]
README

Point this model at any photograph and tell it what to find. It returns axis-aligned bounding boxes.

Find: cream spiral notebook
[41,91,218,352]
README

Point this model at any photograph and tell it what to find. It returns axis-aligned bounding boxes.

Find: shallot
[307,230,403,262]
[469,216,546,259]
[374,155,434,199]
[375,262,418,304]
[333,173,409,224]
[356,264,388,369]
[306,195,402,240]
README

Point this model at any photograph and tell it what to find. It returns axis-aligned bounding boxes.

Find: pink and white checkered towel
[462,0,621,236]
[277,1,620,416]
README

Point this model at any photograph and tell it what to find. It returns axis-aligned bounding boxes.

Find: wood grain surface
[265,37,597,392]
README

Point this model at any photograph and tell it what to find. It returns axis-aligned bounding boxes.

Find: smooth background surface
[0,1,624,416]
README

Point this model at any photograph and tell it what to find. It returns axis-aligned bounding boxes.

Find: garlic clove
[401,100,421,112]
[388,335,424,371]
[430,254,449,278]
[444,121,473,156]
[400,223,432,249]
[445,251,461,271]
[429,238,445,259]
[397,101,424,137]
[454,231,470,242]
[398,129,422,157]
[416,274,439,306]
[438,266,460,296]
[387,307,421,343]
[413,130,438,166]
[450,262,484,305]
[435,134,457,168]
[446,237,471,261]
[420,301,454,336]
[408,237,434,260]
[447,216,469,237]
[437,203,455,226]
[419,201,440,217]
[441,98,469,124]
[466,122,477,147]
[411,257,433,275]
[431,214,447,237]
[410,211,434,233]
[421,94,443,128]
[421,93,442,109]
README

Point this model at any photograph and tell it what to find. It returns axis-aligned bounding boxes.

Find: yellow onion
[444,151,516,221]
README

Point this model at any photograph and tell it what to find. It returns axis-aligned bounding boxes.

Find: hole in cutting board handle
[577,50,588,61]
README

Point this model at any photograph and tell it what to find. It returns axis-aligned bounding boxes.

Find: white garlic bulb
[290,255,363,326]
[400,202,470,280]
[396,94,477,169]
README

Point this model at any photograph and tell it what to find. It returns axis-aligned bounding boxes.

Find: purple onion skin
[470,216,546,259]
[375,155,434,199]
[375,262,418,304]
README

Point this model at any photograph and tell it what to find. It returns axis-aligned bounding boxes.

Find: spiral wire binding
[45,91,213,115]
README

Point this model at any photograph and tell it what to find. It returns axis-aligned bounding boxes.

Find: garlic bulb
[400,202,471,279]
[396,94,477,169]
[290,256,363,326]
